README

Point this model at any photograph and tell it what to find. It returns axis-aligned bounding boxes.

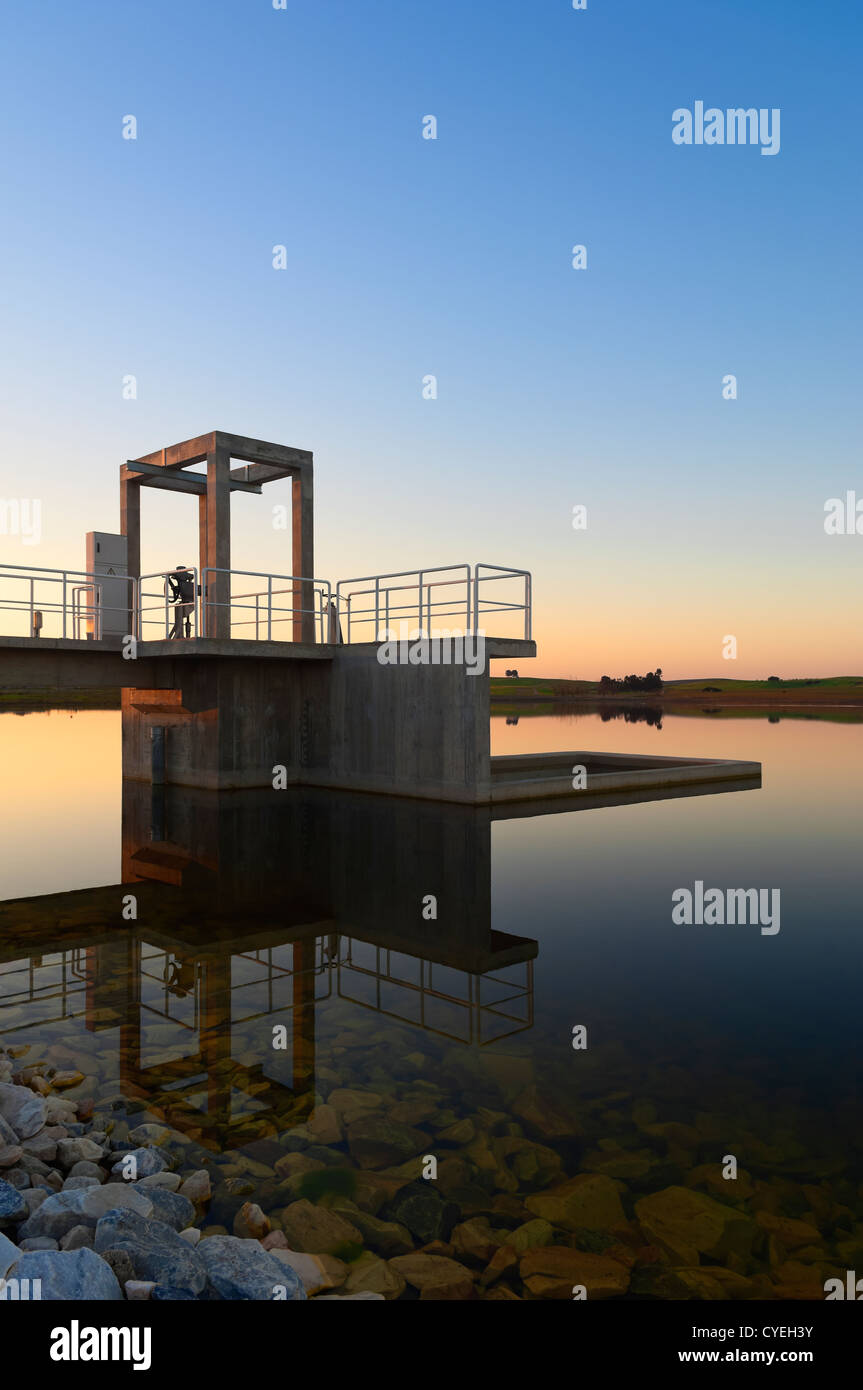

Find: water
[1,705,861,1299]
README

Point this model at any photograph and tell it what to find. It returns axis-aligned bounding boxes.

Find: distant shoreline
[490,676,863,709]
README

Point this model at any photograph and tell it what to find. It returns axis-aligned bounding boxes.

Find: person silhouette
[167,565,195,639]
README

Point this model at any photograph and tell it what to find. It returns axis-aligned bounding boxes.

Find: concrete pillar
[292,469,314,643]
[204,446,231,638]
[120,469,141,635]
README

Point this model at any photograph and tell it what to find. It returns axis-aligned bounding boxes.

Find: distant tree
[767,675,780,683]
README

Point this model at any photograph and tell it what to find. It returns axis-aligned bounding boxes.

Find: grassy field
[490,675,863,706]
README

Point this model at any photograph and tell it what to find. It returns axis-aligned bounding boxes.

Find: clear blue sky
[1,0,861,675]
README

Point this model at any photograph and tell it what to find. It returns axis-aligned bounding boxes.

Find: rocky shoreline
[1,1040,857,1301]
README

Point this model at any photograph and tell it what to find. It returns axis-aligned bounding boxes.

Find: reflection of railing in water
[336,941,534,1046]
[0,951,90,1032]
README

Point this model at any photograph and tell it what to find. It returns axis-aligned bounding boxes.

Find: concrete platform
[490,750,762,805]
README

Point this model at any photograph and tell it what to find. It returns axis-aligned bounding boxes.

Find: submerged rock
[279,1200,362,1256]
[525,1174,626,1232]
[634,1186,757,1265]
[519,1246,631,1300]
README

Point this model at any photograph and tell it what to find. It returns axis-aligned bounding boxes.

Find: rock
[314,1291,385,1300]
[0,1145,24,1168]
[50,1071,86,1091]
[479,1244,518,1287]
[326,1089,384,1125]
[332,1206,413,1257]
[0,1230,21,1277]
[66,1160,106,1184]
[100,1248,137,1284]
[22,1188,49,1215]
[270,1248,346,1295]
[143,1188,196,1232]
[381,1183,459,1244]
[179,1169,211,1203]
[233,1202,270,1240]
[178,1228,201,1247]
[279,1200,363,1256]
[111,1146,168,1179]
[389,1252,476,1300]
[525,1174,626,1232]
[755,1211,822,1251]
[18,1236,59,1251]
[347,1114,427,1170]
[306,1105,342,1146]
[343,1251,405,1299]
[451,1217,501,1264]
[61,1176,101,1192]
[4,1169,31,1190]
[133,1171,181,1192]
[0,1115,18,1147]
[57,1138,104,1169]
[59,1226,94,1251]
[0,1084,46,1139]
[0,1179,29,1224]
[512,1086,576,1138]
[18,1184,153,1241]
[43,1098,77,1126]
[125,1280,155,1300]
[127,1123,172,1147]
[508,1219,554,1253]
[198,1235,305,1300]
[437,1119,476,1145]
[634,1187,757,1265]
[8,1247,122,1300]
[519,1246,631,1299]
[261,1230,290,1250]
[95,1210,206,1295]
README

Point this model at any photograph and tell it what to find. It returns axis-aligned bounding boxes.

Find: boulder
[347,1114,427,1170]
[381,1183,459,1244]
[0,1230,21,1277]
[198,1235,305,1300]
[8,1247,122,1300]
[388,1252,476,1300]
[0,1178,29,1224]
[519,1246,631,1300]
[95,1209,206,1295]
[0,1084,46,1140]
[634,1187,758,1265]
[279,1200,362,1256]
[111,1146,168,1179]
[525,1174,626,1231]
[19,1184,153,1241]
[269,1248,345,1295]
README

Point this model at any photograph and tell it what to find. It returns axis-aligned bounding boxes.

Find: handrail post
[267,575,272,641]
[61,572,67,639]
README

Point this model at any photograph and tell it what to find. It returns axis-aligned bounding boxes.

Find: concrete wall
[122,641,491,802]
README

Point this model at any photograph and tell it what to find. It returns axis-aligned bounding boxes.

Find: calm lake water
[1,705,861,1299]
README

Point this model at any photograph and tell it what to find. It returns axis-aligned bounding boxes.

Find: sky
[0,0,861,678]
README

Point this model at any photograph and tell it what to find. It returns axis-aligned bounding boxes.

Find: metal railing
[0,560,532,645]
[335,563,532,642]
[199,568,332,641]
[0,563,134,640]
